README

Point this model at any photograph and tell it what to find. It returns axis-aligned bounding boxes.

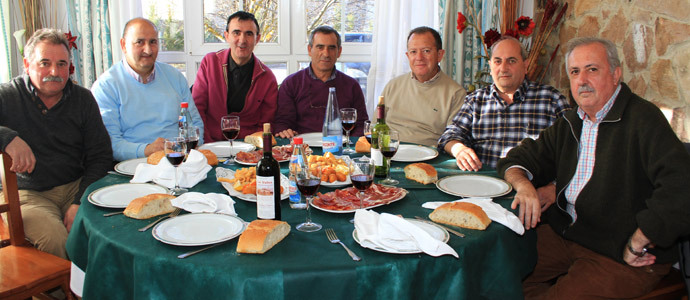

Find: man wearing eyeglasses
[274,26,369,138]
[380,26,466,147]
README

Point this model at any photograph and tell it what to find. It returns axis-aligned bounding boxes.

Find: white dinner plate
[295,132,345,148]
[199,141,255,158]
[391,145,439,162]
[352,219,450,254]
[436,174,512,198]
[152,213,246,246]
[88,183,168,208]
[216,167,290,202]
[114,158,148,175]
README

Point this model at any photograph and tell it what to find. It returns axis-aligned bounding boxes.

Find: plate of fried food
[216,167,289,202]
[307,152,351,188]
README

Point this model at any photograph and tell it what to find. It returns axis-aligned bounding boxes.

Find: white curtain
[365,0,439,120]
[0,0,10,83]
[108,0,141,64]
[67,0,113,88]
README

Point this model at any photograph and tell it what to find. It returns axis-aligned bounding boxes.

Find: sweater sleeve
[192,55,212,143]
[273,75,298,134]
[258,71,279,129]
[351,79,368,137]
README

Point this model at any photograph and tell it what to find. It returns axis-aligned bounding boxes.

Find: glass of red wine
[340,108,357,154]
[180,126,200,155]
[378,130,399,185]
[349,156,375,223]
[220,115,240,163]
[295,162,322,232]
[165,137,188,195]
[363,120,372,144]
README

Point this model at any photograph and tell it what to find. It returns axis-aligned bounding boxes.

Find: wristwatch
[627,240,648,257]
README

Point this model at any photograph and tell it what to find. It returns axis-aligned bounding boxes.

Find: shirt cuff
[505,165,534,181]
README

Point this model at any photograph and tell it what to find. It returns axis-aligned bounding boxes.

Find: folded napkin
[131,149,212,189]
[354,210,458,258]
[171,192,236,215]
[422,198,525,235]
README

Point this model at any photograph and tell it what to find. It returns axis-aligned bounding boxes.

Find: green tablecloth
[66,143,536,300]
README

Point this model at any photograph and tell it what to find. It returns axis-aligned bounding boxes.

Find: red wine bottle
[256,123,281,220]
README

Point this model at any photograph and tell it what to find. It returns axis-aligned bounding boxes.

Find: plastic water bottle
[289,137,306,209]
[178,102,192,132]
[322,87,343,155]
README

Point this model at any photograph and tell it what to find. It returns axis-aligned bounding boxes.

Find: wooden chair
[0,152,73,300]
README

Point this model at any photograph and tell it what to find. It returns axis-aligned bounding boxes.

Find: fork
[325,228,361,261]
[138,208,181,232]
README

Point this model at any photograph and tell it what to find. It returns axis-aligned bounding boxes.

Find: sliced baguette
[236,220,290,254]
[404,162,438,184]
[244,131,277,148]
[429,202,491,230]
[355,136,371,153]
[123,193,176,219]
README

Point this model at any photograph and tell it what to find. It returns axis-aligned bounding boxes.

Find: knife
[414,216,465,238]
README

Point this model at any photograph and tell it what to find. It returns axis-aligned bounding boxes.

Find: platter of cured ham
[234,145,311,165]
[310,184,408,213]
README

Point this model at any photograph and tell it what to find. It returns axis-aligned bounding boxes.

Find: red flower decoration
[457,12,468,34]
[64,31,78,50]
[504,29,519,39]
[483,29,501,48]
[515,16,535,36]
[69,63,75,75]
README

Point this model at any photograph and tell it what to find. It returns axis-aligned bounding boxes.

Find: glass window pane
[143,0,185,52]
[169,63,187,78]
[297,61,370,98]
[203,0,279,44]
[265,62,287,84]
[305,0,374,43]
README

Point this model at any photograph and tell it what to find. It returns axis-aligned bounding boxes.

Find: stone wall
[543,0,690,141]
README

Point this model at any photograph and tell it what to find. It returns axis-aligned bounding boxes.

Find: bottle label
[322,135,342,154]
[256,175,276,219]
[371,148,383,166]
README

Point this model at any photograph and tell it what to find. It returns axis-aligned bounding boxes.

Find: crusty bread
[198,149,218,166]
[147,149,218,166]
[404,163,438,184]
[355,136,371,153]
[244,131,277,148]
[236,220,290,254]
[123,193,176,219]
[147,150,166,165]
[429,202,491,230]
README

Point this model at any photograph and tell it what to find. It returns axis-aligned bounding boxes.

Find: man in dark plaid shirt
[438,36,569,171]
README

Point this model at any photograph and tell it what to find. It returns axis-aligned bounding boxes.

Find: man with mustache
[92,18,204,162]
[381,26,467,147]
[274,26,368,138]
[193,11,278,141]
[0,29,112,258]
[498,37,690,298]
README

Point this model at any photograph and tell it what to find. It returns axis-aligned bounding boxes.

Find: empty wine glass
[378,130,399,185]
[349,156,375,223]
[295,162,322,232]
[363,120,372,144]
[165,136,188,195]
[220,116,240,163]
[340,108,357,154]
[179,125,200,155]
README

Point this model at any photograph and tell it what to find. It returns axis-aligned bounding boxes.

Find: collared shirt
[564,84,622,221]
[26,78,70,115]
[307,64,337,82]
[122,60,155,83]
[409,66,442,84]
[226,55,254,113]
[438,80,570,168]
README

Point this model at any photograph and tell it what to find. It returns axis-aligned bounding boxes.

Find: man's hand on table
[144,137,166,156]
[5,136,36,173]
[446,141,483,171]
[504,168,542,230]
[536,183,556,212]
[64,204,79,233]
[275,129,298,139]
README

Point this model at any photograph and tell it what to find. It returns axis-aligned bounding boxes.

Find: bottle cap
[180,102,188,108]
[378,96,384,105]
[293,137,303,144]
[263,123,271,133]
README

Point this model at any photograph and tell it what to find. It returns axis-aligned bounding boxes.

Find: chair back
[682,143,690,297]
[0,152,28,247]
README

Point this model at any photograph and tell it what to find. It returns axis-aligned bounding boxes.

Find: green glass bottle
[371,96,389,177]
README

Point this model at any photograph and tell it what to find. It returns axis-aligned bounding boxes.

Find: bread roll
[123,193,176,219]
[244,131,277,148]
[236,220,290,254]
[147,149,217,166]
[429,202,491,230]
[198,149,218,166]
[147,150,165,165]
[355,136,370,153]
[404,163,437,184]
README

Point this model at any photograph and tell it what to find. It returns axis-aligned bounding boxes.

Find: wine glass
[295,162,322,232]
[165,137,188,195]
[378,130,399,185]
[340,108,357,154]
[349,156,375,223]
[363,120,372,144]
[179,125,200,155]
[220,116,240,163]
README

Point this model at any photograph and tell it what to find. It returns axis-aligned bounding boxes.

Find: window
[143,0,186,74]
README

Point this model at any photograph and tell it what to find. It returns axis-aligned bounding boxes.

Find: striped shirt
[564,84,621,221]
[438,80,569,168]
[122,60,156,84]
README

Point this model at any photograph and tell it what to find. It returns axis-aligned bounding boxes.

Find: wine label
[256,175,276,219]
[322,135,342,154]
[371,148,383,166]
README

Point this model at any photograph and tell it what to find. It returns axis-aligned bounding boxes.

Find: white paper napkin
[422,198,525,235]
[354,210,458,258]
[131,149,212,189]
[171,192,236,215]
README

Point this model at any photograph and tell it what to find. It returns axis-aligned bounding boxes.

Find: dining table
[66,139,537,300]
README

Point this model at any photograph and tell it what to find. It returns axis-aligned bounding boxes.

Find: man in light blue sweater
[92,18,203,162]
